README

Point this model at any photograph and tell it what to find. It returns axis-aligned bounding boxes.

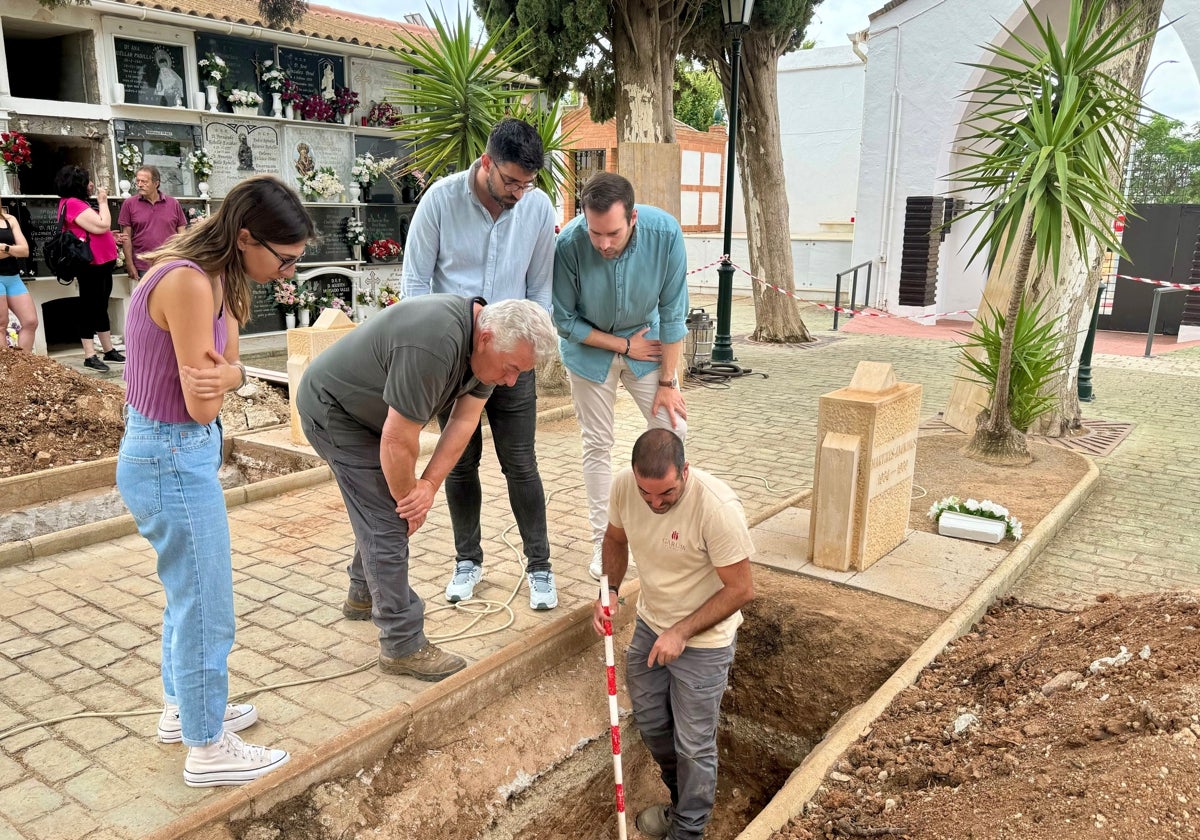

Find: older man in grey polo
[399,118,558,612]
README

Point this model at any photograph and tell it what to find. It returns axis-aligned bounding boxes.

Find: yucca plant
[957,299,1067,434]
[385,9,572,197]
[949,0,1153,463]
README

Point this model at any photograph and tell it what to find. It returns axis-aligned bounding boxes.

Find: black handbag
[43,201,93,284]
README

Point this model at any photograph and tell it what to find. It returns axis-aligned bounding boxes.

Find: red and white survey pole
[599,575,628,840]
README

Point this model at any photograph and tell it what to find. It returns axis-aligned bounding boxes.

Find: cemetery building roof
[868,0,914,22]
[104,0,434,52]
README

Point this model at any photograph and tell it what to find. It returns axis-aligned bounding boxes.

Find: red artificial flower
[0,132,32,172]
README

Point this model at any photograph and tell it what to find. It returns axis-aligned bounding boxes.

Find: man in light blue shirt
[553,172,689,580]
[397,118,559,612]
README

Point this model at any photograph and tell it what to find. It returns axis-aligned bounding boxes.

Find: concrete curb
[142,580,642,840]
[734,456,1101,840]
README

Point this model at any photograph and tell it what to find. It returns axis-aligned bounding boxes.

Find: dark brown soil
[773,592,1200,840]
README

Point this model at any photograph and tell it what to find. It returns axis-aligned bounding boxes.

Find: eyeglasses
[252,235,306,269]
[493,166,537,194]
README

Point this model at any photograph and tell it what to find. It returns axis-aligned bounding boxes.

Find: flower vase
[352,244,362,262]
[206,85,219,113]
[360,183,371,203]
[233,105,257,118]
[119,179,131,198]
[348,182,361,204]
[341,112,353,126]
[284,103,295,120]
[299,309,311,328]
[0,171,15,197]
[355,305,369,322]
[198,181,210,199]
[284,312,297,330]
[271,92,283,118]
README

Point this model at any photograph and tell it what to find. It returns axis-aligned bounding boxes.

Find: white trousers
[569,355,687,544]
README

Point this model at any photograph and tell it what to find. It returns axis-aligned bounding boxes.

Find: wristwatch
[658,377,677,388]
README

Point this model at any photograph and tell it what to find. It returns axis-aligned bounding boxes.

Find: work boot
[157,701,258,743]
[635,803,671,837]
[342,581,372,620]
[182,730,289,787]
[378,642,467,682]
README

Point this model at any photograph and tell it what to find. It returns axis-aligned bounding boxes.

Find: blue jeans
[627,619,735,840]
[116,406,233,747]
[437,369,550,573]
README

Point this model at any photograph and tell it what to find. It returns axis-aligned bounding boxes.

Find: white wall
[852,0,1200,317]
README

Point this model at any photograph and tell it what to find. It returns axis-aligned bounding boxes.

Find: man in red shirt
[118,165,187,282]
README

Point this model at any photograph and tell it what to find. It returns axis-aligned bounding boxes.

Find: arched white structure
[850,0,1200,317]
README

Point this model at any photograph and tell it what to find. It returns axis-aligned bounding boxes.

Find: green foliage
[257,0,307,29]
[385,11,533,181]
[949,0,1153,279]
[384,11,573,197]
[957,297,1067,433]
[34,0,86,7]
[675,62,723,132]
[1127,114,1200,203]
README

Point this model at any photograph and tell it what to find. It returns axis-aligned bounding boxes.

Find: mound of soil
[775,592,1200,840]
[0,352,290,478]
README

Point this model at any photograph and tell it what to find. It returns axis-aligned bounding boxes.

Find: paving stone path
[0,296,1196,839]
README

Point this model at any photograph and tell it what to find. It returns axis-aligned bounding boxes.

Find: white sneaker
[183,730,290,787]
[445,560,483,603]
[158,702,258,743]
[589,543,603,580]
[527,570,558,610]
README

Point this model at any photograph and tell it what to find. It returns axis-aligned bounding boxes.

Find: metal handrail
[832,260,873,330]
[1145,287,1187,357]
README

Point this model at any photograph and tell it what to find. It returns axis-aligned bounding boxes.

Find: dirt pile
[0,351,289,478]
[775,592,1200,840]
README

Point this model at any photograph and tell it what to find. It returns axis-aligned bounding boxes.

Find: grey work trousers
[301,417,427,658]
[627,619,736,840]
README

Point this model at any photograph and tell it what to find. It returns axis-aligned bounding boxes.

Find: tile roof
[869,0,914,22]
[105,0,435,52]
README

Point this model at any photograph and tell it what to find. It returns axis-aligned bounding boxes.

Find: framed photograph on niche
[114,38,188,107]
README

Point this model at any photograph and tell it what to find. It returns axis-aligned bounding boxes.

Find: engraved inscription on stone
[201,119,281,198]
[867,430,918,499]
[350,57,413,115]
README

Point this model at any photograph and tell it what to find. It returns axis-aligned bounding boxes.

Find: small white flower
[965,499,981,512]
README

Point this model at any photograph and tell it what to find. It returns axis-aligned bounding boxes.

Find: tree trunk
[1027,0,1163,436]
[612,0,669,143]
[965,220,1036,465]
[732,33,813,343]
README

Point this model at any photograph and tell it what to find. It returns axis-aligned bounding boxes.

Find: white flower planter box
[937,510,1007,544]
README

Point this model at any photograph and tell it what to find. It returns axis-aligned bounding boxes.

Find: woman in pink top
[54,165,122,372]
[116,175,314,787]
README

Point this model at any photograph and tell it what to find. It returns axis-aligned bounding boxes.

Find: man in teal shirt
[552,172,689,579]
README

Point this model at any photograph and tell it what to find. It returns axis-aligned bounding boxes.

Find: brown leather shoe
[342,583,372,620]
[378,643,467,681]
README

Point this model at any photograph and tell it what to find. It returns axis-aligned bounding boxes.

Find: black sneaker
[102,349,126,363]
[83,355,110,372]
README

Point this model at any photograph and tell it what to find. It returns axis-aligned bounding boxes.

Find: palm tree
[385,11,574,197]
[950,0,1153,464]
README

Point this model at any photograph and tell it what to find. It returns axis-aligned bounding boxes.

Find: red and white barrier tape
[599,575,628,840]
[687,256,727,276]
[1114,274,1200,292]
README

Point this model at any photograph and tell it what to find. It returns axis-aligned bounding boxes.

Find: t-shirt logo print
[662,530,685,552]
[671,530,680,541]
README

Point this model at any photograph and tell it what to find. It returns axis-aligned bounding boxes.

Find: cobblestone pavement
[0,295,1197,839]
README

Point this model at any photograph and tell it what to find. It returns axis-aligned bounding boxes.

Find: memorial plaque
[350,57,412,116]
[201,119,281,198]
[279,47,344,99]
[305,270,354,305]
[283,124,353,194]
[353,136,404,203]
[194,34,276,112]
[243,280,287,335]
[809,362,922,571]
[12,197,119,277]
[114,38,187,107]
[305,206,354,263]
[361,203,412,248]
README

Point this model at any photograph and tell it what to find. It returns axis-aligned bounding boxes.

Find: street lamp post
[712,0,755,363]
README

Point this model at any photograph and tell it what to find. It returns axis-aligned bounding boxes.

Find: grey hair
[478,299,559,364]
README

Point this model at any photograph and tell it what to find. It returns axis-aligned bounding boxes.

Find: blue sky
[326,0,1199,124]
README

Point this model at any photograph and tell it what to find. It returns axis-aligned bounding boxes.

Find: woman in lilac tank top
[116,176,314,788]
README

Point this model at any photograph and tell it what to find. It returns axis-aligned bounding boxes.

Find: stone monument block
[812,432,861,571]
[808,361,922,570]
[287,309,357,444]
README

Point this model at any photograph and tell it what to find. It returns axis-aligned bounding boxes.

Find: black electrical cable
[686,363,767,385]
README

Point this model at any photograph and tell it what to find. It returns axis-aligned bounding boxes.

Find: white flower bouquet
[351,152,398,186]
[343,216,367,247]
[116,143,142,177]
[298,166,344,200]
[928,496,1022,541]
[260,60,288,93]
[186,148,213,179]
[227,89,263,108]
[199,53,228,86]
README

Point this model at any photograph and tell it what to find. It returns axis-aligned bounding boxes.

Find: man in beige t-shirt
[592,429,754,840]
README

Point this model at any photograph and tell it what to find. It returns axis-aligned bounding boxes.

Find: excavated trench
[233,569,941,840]
[0,439,321,544]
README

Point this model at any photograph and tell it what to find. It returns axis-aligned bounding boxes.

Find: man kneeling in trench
[592,428,755,839]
